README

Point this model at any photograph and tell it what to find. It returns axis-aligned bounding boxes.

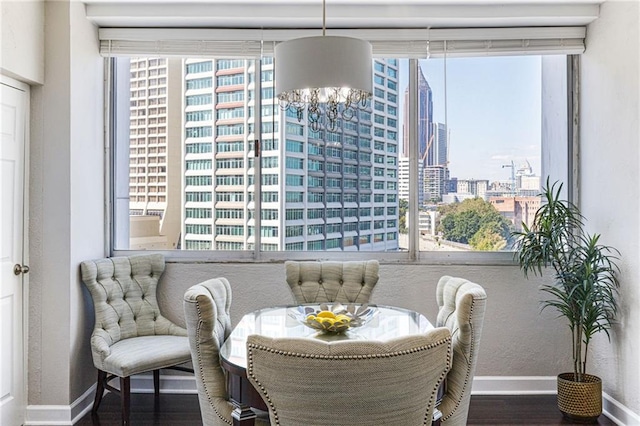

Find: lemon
[316,310,336,319]
[320,318,335,327]
[306,314,316,321]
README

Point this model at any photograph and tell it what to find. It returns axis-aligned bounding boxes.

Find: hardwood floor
[76,392,617,425]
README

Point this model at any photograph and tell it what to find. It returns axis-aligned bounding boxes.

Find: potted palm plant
[512,179,620,422]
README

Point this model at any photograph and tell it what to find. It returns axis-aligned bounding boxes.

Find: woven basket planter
[557,373,602,423]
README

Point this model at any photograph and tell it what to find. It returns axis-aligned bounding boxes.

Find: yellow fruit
[335,314,351,322]
[306,314,316,321]
[316,310,336,319]
[320,318,335,326]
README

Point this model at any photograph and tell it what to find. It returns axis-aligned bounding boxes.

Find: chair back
[183,278,234,426]
[284,260,379,304]
[246,328,452,426]
[436,276,487,426]
[80,254,186,370]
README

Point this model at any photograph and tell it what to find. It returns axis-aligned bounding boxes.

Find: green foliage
[437,197,512,250]
[512,179,620,381]
[470,224,508,251]
[398,198,408,234]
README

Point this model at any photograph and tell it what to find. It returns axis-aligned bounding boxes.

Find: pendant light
[274,0,373,132]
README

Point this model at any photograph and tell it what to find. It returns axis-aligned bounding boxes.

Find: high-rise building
[428,122,448,167]
[423,122,449,202]
[130,58,399,251]
[128,57,182,249]
[398,157,424,206]
[402,65,432,164]
[424,165,449,202]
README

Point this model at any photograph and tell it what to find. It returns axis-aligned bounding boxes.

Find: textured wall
[580,0,640,415]
[28,0,104,407]
[158,262,572,377]
[0,0,44,84]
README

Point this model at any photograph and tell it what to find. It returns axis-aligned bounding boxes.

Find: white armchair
[80,254,192,425]
[436,276,487,426]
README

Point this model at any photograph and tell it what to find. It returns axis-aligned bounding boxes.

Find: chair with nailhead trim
[246,328,452,426]
[284,260,379,304]
[435,276,487,426]
[80,253,192,425]
[183,278,269,426]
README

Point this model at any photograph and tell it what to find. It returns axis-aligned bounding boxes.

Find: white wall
[28,0,104,408]
[157,262,572,377]
[580,0,640,416]
[0,0,44,84]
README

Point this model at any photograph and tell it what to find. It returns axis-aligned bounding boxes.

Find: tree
[437,198,512,250]
[398,198,408,233]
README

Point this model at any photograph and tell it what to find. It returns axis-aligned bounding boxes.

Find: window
[110,50,567,260]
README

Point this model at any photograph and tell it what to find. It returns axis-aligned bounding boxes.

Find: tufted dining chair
[284,260,379,304]
[246,327,452,426]
[183,278,269,426]
[435,276,487,426]
[80,253,192,425]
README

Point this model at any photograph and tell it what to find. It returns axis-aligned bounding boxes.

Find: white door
[0,78,28,426]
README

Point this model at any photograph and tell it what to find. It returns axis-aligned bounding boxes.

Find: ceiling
[84,0,604,29]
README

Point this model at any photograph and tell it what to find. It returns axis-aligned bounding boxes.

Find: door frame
[1,73,30,426]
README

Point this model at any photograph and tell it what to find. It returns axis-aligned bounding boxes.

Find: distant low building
[418,210,439,236]
[456,179,489,199]
[442,192,477,204]
[489,196,541,231]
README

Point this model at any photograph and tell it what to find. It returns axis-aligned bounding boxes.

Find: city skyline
[398,56,542,183]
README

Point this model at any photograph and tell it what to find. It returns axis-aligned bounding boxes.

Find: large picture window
[109,42,570,260]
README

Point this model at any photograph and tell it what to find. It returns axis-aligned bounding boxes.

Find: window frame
[108,48,575,265]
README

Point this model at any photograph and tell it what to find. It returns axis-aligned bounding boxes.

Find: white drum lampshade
[275,35,373,130]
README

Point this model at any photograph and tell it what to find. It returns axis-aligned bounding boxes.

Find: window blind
[99,27,585,58]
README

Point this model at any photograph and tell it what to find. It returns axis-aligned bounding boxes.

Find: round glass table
[219,304,440,426]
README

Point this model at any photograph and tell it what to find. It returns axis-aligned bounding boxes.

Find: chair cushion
[102,335,191,377]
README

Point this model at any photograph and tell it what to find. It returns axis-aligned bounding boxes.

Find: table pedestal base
[231,400,256,426]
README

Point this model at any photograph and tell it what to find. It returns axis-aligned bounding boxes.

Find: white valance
[99,27,585,58]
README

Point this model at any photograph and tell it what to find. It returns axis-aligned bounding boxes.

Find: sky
[397,56,542,183]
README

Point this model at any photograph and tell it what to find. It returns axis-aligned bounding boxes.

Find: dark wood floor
[76,392,617,425]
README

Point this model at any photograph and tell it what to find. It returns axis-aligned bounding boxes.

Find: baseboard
[471,377,640,425]
[24,374,197,425]
[130,373,198,394]
[603,392,640,426]
[25,376,638,425]
[471,376,557,394]
[25,405,74,426]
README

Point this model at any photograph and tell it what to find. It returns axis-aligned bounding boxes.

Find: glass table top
[220,304,433,370]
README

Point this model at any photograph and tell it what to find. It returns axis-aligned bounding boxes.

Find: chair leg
[92,370,107,413]
[153,369,160,397]
[120,376,131,425]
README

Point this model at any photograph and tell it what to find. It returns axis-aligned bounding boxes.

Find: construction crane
[502,160,516,196]
[420,133,434,165]
[421,131,450,168]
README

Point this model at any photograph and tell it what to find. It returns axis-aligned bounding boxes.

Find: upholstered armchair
[284,260,379,304]
[246,328,452,426]
[436,276,487,426]
[183,278,268,426]
[80,253,192,425]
